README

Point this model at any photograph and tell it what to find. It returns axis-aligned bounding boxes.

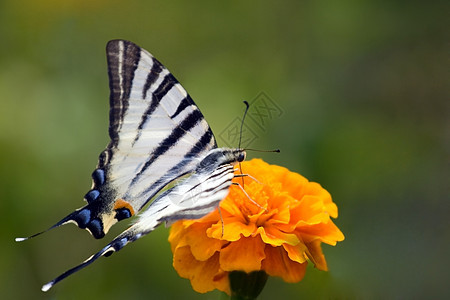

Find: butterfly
[16,40,247,291]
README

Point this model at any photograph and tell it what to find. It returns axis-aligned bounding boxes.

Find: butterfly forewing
[105,39,217,201]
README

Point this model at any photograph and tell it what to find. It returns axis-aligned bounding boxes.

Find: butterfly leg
[218,206,225,238]
[233,173,262,184]
[231,182,267,212]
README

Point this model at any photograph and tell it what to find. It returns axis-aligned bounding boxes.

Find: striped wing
[33,40,217,239]
[41,152,237,292]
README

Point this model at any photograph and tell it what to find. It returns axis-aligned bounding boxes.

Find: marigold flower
[168,158,344,294]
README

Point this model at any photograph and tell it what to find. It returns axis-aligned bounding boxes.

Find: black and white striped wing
[100,40,217,223]
[30,40,217,239]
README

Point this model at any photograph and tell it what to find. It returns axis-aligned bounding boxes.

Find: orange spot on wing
[113,199,135,216]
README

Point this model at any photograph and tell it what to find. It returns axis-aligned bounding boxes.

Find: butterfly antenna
[244,148,281,153]
[238,100,250,150]
[238,101,250,187]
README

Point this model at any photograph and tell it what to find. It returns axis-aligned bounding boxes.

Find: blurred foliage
[0,0,448,299]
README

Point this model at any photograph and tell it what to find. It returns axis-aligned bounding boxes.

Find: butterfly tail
[15,209,87,242]
[41,218,160,292]
[16,200,121,241]
[41,244,110,292]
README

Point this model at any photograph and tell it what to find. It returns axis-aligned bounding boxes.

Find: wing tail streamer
[41,226,152,292]
[15,209,88,242]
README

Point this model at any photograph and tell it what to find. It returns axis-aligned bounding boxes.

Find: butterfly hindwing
[41,151,240,291]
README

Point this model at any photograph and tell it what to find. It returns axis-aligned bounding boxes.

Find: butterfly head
[195,148,246,172]
[216,148,246,166]
[234,149,246,163]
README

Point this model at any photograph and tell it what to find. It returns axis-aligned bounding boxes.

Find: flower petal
[295,195,330,224]
[305,239,328,271]
[220,190,247,220]
[173,246,229,294]
[257,225,300,246]
[186,223,225,261]
[168,221,186,252]
[220,237,266,273]
[282,243,308,264]
[296,220,345,245]
[264,193,293,225]
[207,217,257,241]
[262,245,307,283]
[304,182,337,216]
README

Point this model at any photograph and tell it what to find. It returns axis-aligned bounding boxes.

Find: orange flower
[168,158,344,294]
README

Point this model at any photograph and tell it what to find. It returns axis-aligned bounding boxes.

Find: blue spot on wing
[115,208,131,221]
[74,209,91,228]
[85,190,100,203]
[92,169,105,186]
[87,219,104,239]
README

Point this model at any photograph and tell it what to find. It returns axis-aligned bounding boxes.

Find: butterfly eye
[238,152,246,162]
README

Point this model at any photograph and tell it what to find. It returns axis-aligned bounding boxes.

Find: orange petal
[296,195,329,224]
[238,159,274,182]
[182,222,225,261]
[265,194,293,225]
[262,245,307,283]
[305,182,337,217]
[207,217,258,241]
[257,225,299,246]
[219,237,266,273]
[280,169,309,198]
[220,188,247,219]
[325,201,338,219]
[296,220,345,245]
[168,221,190,252]
[282,243,308,264]
[173,246,229,294]
[305,239,328,271]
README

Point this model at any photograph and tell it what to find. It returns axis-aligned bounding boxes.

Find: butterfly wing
[41,154,237,291]
[20,40,217,240]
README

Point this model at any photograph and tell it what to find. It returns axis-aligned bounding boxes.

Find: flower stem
[229,270,268,300]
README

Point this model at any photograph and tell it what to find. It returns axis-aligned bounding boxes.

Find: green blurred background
[1,0,448,299]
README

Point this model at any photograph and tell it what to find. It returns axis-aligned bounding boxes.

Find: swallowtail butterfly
[17,40,247,291]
